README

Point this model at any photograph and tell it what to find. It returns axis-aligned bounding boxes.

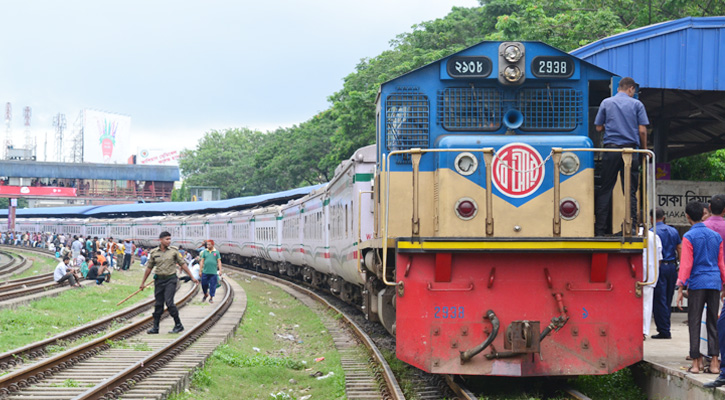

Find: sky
[0,0,480,163]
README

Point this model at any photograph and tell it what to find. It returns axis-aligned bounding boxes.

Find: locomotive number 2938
[433,306,465,319]
[531,56,574,78]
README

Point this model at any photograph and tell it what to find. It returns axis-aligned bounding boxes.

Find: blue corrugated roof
[1,183,325,218]
[0,161,179,181]
[571,17,725,90]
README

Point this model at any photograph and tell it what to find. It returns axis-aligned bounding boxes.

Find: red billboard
[0,186,77,197]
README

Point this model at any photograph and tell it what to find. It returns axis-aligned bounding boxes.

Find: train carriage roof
[1,183,325,219]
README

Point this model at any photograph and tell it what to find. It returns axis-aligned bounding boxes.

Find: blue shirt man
[650,208,682,339]
[593,77,650,236]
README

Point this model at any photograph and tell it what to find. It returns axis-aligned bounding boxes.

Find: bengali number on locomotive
[433,306,464,319]
[531,56,575,78]
[446,56,492,78]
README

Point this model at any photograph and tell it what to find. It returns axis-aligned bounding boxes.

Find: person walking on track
[140,231,199,334]
[199,240,223,304]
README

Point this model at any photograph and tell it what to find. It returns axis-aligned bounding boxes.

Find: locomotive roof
[376,40,616,101]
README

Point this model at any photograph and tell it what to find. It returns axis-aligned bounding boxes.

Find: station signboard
[0,186,77,197]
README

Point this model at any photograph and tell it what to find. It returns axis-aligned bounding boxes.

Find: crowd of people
[641,196,725,388]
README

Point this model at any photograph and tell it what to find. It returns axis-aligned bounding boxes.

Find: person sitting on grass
[54,256,81,288]
[79,256,89,278]
[87,260,111,285]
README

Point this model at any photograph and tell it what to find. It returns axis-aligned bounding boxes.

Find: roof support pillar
[654,118,670,163]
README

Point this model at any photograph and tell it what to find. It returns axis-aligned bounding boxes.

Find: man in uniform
[140,231,199,334]
[651,207,681,339]
[593,77,649,236]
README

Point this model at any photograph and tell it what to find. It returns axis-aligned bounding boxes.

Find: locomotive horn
[503,109,524,130]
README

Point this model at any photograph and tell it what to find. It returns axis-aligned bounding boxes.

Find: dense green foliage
[0,198,29,209]
[180,0,725,197]
[672,149,725,181]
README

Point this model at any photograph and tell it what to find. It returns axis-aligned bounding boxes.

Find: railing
[76,187,172,199]
[378,147,656,288]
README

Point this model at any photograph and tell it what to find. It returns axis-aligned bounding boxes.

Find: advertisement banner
[83,109,131,164]
[0,186,77,197]
[137,149,180,166]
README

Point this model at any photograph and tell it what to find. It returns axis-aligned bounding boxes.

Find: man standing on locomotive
[593,77,649,236]
[140,231,199,334]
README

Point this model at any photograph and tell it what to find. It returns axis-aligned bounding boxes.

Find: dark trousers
[201,273,218,298]
[153,275,180,324]
[653,262,678,336]
[688,289,720,359]
[122,254,132,270]
[56,273,77,286]
[595,151,640,235]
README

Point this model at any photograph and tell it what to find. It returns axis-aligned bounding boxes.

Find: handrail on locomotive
[375,146,657,289]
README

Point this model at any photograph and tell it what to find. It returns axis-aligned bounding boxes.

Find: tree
[672,150,725,181]
[178,128,267,198]
[171,181,190,202]
[0,198,29,209]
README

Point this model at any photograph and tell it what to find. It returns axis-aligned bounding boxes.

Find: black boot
[169,316,183,333]
[147,317,160,334]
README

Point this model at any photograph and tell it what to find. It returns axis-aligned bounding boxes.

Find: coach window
[345,204,348,238]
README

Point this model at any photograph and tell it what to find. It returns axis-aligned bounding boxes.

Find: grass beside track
[0,257,152,353]
[1,249,59,280]
[170,274,346,400]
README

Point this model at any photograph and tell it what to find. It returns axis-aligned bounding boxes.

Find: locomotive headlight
[455,197,478,220]
[503,66,522,82]
[454,152,478,176]
[559,152,580,176]
[503,45,523,62]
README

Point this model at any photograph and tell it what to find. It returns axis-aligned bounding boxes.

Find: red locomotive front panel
[395,249,644,376]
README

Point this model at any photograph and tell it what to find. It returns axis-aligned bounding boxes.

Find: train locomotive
[4,41,656,377]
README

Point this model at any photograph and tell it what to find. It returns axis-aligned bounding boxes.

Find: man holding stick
[140,231,199,334]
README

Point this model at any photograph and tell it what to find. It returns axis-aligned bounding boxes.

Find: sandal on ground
[687,366,701,374]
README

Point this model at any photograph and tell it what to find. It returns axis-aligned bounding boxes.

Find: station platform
[643,311,725,399]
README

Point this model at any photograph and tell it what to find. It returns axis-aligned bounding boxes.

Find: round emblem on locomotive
[492,143,545,198]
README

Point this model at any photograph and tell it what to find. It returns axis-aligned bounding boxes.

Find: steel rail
[0,251,16,270]
[0,279,78,302]
[0,253,28,277]
[227,265,407,400]
[0,281,199,396]
[0,273,54,292]
[74,279,232,400]
[0,285,159,371]
[444,375,477,400]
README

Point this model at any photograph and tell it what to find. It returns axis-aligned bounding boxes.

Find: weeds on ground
[572,367,646,400]
[179,275,346,399]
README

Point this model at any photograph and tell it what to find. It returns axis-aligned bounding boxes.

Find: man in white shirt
[54,256,80,287]
[643,228,663,339]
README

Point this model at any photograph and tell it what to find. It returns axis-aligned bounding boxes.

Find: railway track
[227,266,407,400]
[0,247,82,306]
[0,278,241,400]
[0,250,31,279]
[0,276,188,372]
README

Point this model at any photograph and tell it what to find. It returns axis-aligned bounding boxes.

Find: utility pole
[53,113,66,162]
[3,102,11,160]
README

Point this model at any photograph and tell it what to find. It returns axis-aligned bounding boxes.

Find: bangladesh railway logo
[492,143,544,198]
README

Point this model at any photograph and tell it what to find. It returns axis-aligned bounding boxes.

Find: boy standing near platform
[677,201,725,376]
